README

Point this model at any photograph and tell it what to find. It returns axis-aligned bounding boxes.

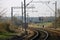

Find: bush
[0,22,15,33]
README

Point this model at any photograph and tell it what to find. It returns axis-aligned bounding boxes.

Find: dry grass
[28,22,52,28]
[44,28,60,36]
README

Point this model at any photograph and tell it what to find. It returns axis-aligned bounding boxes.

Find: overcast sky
[0,0,60,17]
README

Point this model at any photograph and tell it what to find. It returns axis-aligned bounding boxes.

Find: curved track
[29,28,49,40]
[8,28,48,40]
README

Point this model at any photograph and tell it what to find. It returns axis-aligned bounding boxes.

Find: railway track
[29,28,49,40]
[8,28,48,40]
[30,30,40,40]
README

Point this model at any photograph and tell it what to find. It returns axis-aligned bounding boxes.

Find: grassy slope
[0,21,17,39]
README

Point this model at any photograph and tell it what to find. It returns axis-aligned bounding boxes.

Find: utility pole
[11,7,13,23]
[21,2,23,31]
[11,0,33,34]
[24,0,27,34]
[27,13,29,23]
[24,0,33,34]
[55,1,57,29]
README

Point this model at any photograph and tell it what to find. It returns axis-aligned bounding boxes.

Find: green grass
[0,32,16,39]
[0,35,11,39]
